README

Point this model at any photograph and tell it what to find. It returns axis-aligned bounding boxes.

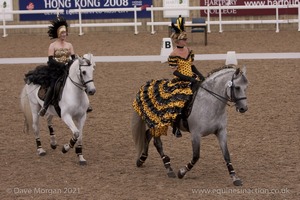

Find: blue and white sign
[19,0,152,21]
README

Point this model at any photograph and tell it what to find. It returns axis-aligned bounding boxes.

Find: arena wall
[1,0,298,35]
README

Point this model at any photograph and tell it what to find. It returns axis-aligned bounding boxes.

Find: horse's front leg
[61,114,81,154]
[178,132,200,179]
[47,115,57,149]
[75,133,86,165]
[153,137,176,178]
[63,114,87,165]
[216,130,243,186]
[74,114,87,165]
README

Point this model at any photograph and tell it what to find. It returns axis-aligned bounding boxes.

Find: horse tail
[20,85,33,134]
[131,111,146,158]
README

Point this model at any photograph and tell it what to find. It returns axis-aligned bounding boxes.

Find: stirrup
[38,108,47,117]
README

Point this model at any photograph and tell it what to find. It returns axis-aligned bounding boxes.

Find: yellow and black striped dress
[132,50,195,137]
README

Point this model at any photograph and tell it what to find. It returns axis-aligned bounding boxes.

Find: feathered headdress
[170,15,187,40]
[48,16,68,39]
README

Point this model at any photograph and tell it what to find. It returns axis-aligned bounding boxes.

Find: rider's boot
[172,127,182,138]
[38,87,54,117]
[172,117,182,138]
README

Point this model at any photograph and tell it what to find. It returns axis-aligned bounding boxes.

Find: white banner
[163,0,189,18]
[0,0,13,21]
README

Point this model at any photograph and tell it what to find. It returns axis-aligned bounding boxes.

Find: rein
[199,73,247,106]
[68,76,87,91]
[199,85,232,106]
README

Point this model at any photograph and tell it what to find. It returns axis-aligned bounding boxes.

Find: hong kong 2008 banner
[200,0,298,16]
[19,0,152,21]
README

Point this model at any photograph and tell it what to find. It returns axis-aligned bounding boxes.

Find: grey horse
[132,66,248,186]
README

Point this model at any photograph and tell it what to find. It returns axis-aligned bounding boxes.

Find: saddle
[38,75,68,117]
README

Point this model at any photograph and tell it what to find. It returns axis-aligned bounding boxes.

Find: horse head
[226,66,248,113]
[70,53,96,95]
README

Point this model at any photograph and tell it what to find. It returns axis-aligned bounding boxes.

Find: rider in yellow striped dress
[133,15,205,138]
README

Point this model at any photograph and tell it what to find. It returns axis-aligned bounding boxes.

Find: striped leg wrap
[48,125,54,135]
[227,162,235,175]
[185,161,194,171]
[75,145,82,155]
[139,153,148,163]
[162,155,171,168]
[69,137,77,148]
[36,138,42,148]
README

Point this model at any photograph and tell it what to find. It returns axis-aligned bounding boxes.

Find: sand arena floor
[0,30,299,200]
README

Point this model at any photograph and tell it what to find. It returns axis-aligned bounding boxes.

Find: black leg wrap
[162,155,171,169]
[186,162,194,171]
[227,162,235,175]
[36,138,42,148]
[48,125,54,135]
[75,145,82,155]
[136,153,148,167]
[139,153,148,163]
[69,137,77,148]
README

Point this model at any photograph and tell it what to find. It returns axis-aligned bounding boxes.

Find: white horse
[20,53,96,165]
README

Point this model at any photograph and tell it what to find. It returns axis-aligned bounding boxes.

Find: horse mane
[206,65,235,78]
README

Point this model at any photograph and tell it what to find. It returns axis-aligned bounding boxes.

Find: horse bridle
[229,75,247,103]
[199,73,247,106]
[69,58,94,91]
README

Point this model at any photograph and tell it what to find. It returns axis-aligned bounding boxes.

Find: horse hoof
[39,151,46,156]
[136,160,144,167]
[177,168,186,179]
[62,148,67,153]
[51,144,57,149]
[167,171,176,178]
[37,148,46,156]
[79,160,87,166]
[62,145,69,154]
[233,179,243,186]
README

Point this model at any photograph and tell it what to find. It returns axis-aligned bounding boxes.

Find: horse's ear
[77,56,83,65]
[242,65,247,75]
[235,68,240,76]
[82,53,92,61]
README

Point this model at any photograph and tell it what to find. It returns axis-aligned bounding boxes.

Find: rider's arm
[191,65,205,81]
[69,43,76,64]
[69,43,75,56]
[173,70,197,83]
